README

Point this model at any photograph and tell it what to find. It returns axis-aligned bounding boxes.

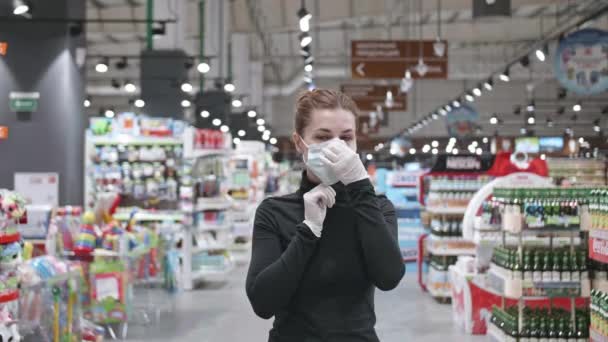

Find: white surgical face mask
[300,136,340,185]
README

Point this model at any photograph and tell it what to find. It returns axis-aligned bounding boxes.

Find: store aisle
[124,265,484,341]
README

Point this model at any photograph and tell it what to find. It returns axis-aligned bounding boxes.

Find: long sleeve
[346,178,405,291]
[246,199,319,319]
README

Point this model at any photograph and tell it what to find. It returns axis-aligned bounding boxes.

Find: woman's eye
[315,136,331,141]
[340,136,353,142]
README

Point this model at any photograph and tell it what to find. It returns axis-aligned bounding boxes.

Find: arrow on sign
[355,63,365,76]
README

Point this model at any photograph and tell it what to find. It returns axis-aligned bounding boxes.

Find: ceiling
[84,0,608,138]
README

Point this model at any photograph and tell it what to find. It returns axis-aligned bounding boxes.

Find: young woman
[246,89,405,342]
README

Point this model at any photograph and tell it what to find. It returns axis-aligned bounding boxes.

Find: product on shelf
[430,218,462,238]
[547,158,607,187]
[490,305,589,341]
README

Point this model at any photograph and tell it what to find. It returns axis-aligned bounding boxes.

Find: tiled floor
[123,265,485,341]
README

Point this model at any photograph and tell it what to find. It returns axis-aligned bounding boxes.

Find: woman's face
[293,108,357,159]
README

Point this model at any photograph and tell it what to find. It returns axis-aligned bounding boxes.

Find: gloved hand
[303,184,336,237]
[320,140,369,185]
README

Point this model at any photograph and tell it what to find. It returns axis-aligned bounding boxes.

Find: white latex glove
[303,184,336,237]
[320,140,369,185]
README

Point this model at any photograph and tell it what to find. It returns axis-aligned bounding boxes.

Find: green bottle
[556,318,566,342]
[547,317,557,339]
[561,251,571,282]
[533,251,543,283]
[552,250,561,282]
[538,318,549,342]
[523,251,533,282]
[513,253,522,279]
[579,250,589,281]
[571,251,580,282]
[542,251,552,282]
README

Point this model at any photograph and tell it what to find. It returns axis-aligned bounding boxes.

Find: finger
[322,187,336,208]
[320,155,335,167]
[321,147,340,163]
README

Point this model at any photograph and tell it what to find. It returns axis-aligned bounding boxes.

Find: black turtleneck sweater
[246,174,405,342]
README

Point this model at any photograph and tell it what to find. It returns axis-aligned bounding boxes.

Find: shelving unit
[486,187,589,341]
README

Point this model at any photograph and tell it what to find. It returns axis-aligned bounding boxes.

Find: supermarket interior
[1,0,608,341]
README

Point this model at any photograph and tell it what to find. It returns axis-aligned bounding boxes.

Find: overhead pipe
[146,0,154,50]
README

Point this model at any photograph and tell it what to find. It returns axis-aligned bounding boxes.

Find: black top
[246,173,405,342]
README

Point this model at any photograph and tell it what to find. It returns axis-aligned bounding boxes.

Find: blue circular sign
[553,28,608,95]
[446,104,479,137]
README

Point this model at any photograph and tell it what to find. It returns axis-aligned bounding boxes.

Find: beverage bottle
[576,317,589,342]
[561,251,571,282]
[542,250,552,283]
[513,252,522,280]
[592,289,598,330]
[538,318,549,342]
[519,320,531,342]
[556,318,566,342]
[523,251,533,282]
[547,317,557,339]
[570,251,580,282]
[533,251,543,283]
[552,250,561,282]
[579,250,589,281]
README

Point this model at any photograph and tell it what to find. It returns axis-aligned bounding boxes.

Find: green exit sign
[9,92,39,112]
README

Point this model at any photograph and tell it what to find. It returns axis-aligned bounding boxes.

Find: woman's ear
[292,132,304,154]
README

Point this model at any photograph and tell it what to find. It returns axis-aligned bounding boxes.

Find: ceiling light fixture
[499,67,510,82]
[490,114,498,125]
[115,57,128,70]
[220,125,229,133]
[483,79,493,91]
[439,108,447,116]
[134,99,145,108]
[197,61,211,74]
[180,99,191,108]
[83,98,91,108]
[527,100,535,112]
[238,130,246,137]
[535,43,548,62]
[124,81,136,93]
[181,82,193,93]
[224,82,235,93]
[298,3,312,32]
[409,148,416,155]
[257,125,266,132]
[256,118,265,126]
[472,86,482,97]
[465,93,475,102]
[270,137,278,145]
[13,0,29,15]
[299,32,312,47]
[452,99,461,108]
[200,110,210,118]
[104,108,115,118]
[304,63,313,73]
[232,99,243,108]
[247,110,257,118]
[212,118,222,126]
[573,102,582,112]
[594,119,601,132]
[233,137,241,144]
[111,79,121,89]
[527,114,535,125]
[95,58,109,73]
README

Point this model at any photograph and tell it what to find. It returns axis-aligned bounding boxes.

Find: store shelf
[504,225,580,235]
[425,206,468,215]
[473,230,581,247]
[186,148,233,159]
[198,222,232,232]
[427,283,451,298]
[487,264,588,299]
[426,236,476,256]
[429,188,480,192]
[591,327,608,342]
[90,135,182,146]
[113,211,184,222]
[190,244,229,254]
[191,197,233,212]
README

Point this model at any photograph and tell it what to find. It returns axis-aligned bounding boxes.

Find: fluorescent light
[134,99,145,108]
[270,137,278,145]
[247,110,257,118]
[212,118,221,126]
[256,118,265,126]
[224,82,235,93]
[181,82,193,93]
[232,99,243,108]
[197,61,210,74]
[238,130,246,137]
[220,125,229,133]
[181,99,191,108]
[200,110,210,118]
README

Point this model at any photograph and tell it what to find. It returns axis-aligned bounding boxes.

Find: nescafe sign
[431,154,495,172]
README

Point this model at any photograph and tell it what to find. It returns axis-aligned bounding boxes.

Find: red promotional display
[589,230,608,264]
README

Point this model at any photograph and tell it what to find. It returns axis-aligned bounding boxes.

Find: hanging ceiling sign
[351,40,448,79]
[553,28,608,95]
[340,84,407,111]
[0,42,7,56]
[446,104,479,137]
[9,92,40,112]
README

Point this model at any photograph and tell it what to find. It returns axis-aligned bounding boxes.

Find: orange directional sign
[351,40,448,79]
[340,84,406,111]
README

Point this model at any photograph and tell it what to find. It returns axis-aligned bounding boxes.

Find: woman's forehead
[306,108,356,132]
